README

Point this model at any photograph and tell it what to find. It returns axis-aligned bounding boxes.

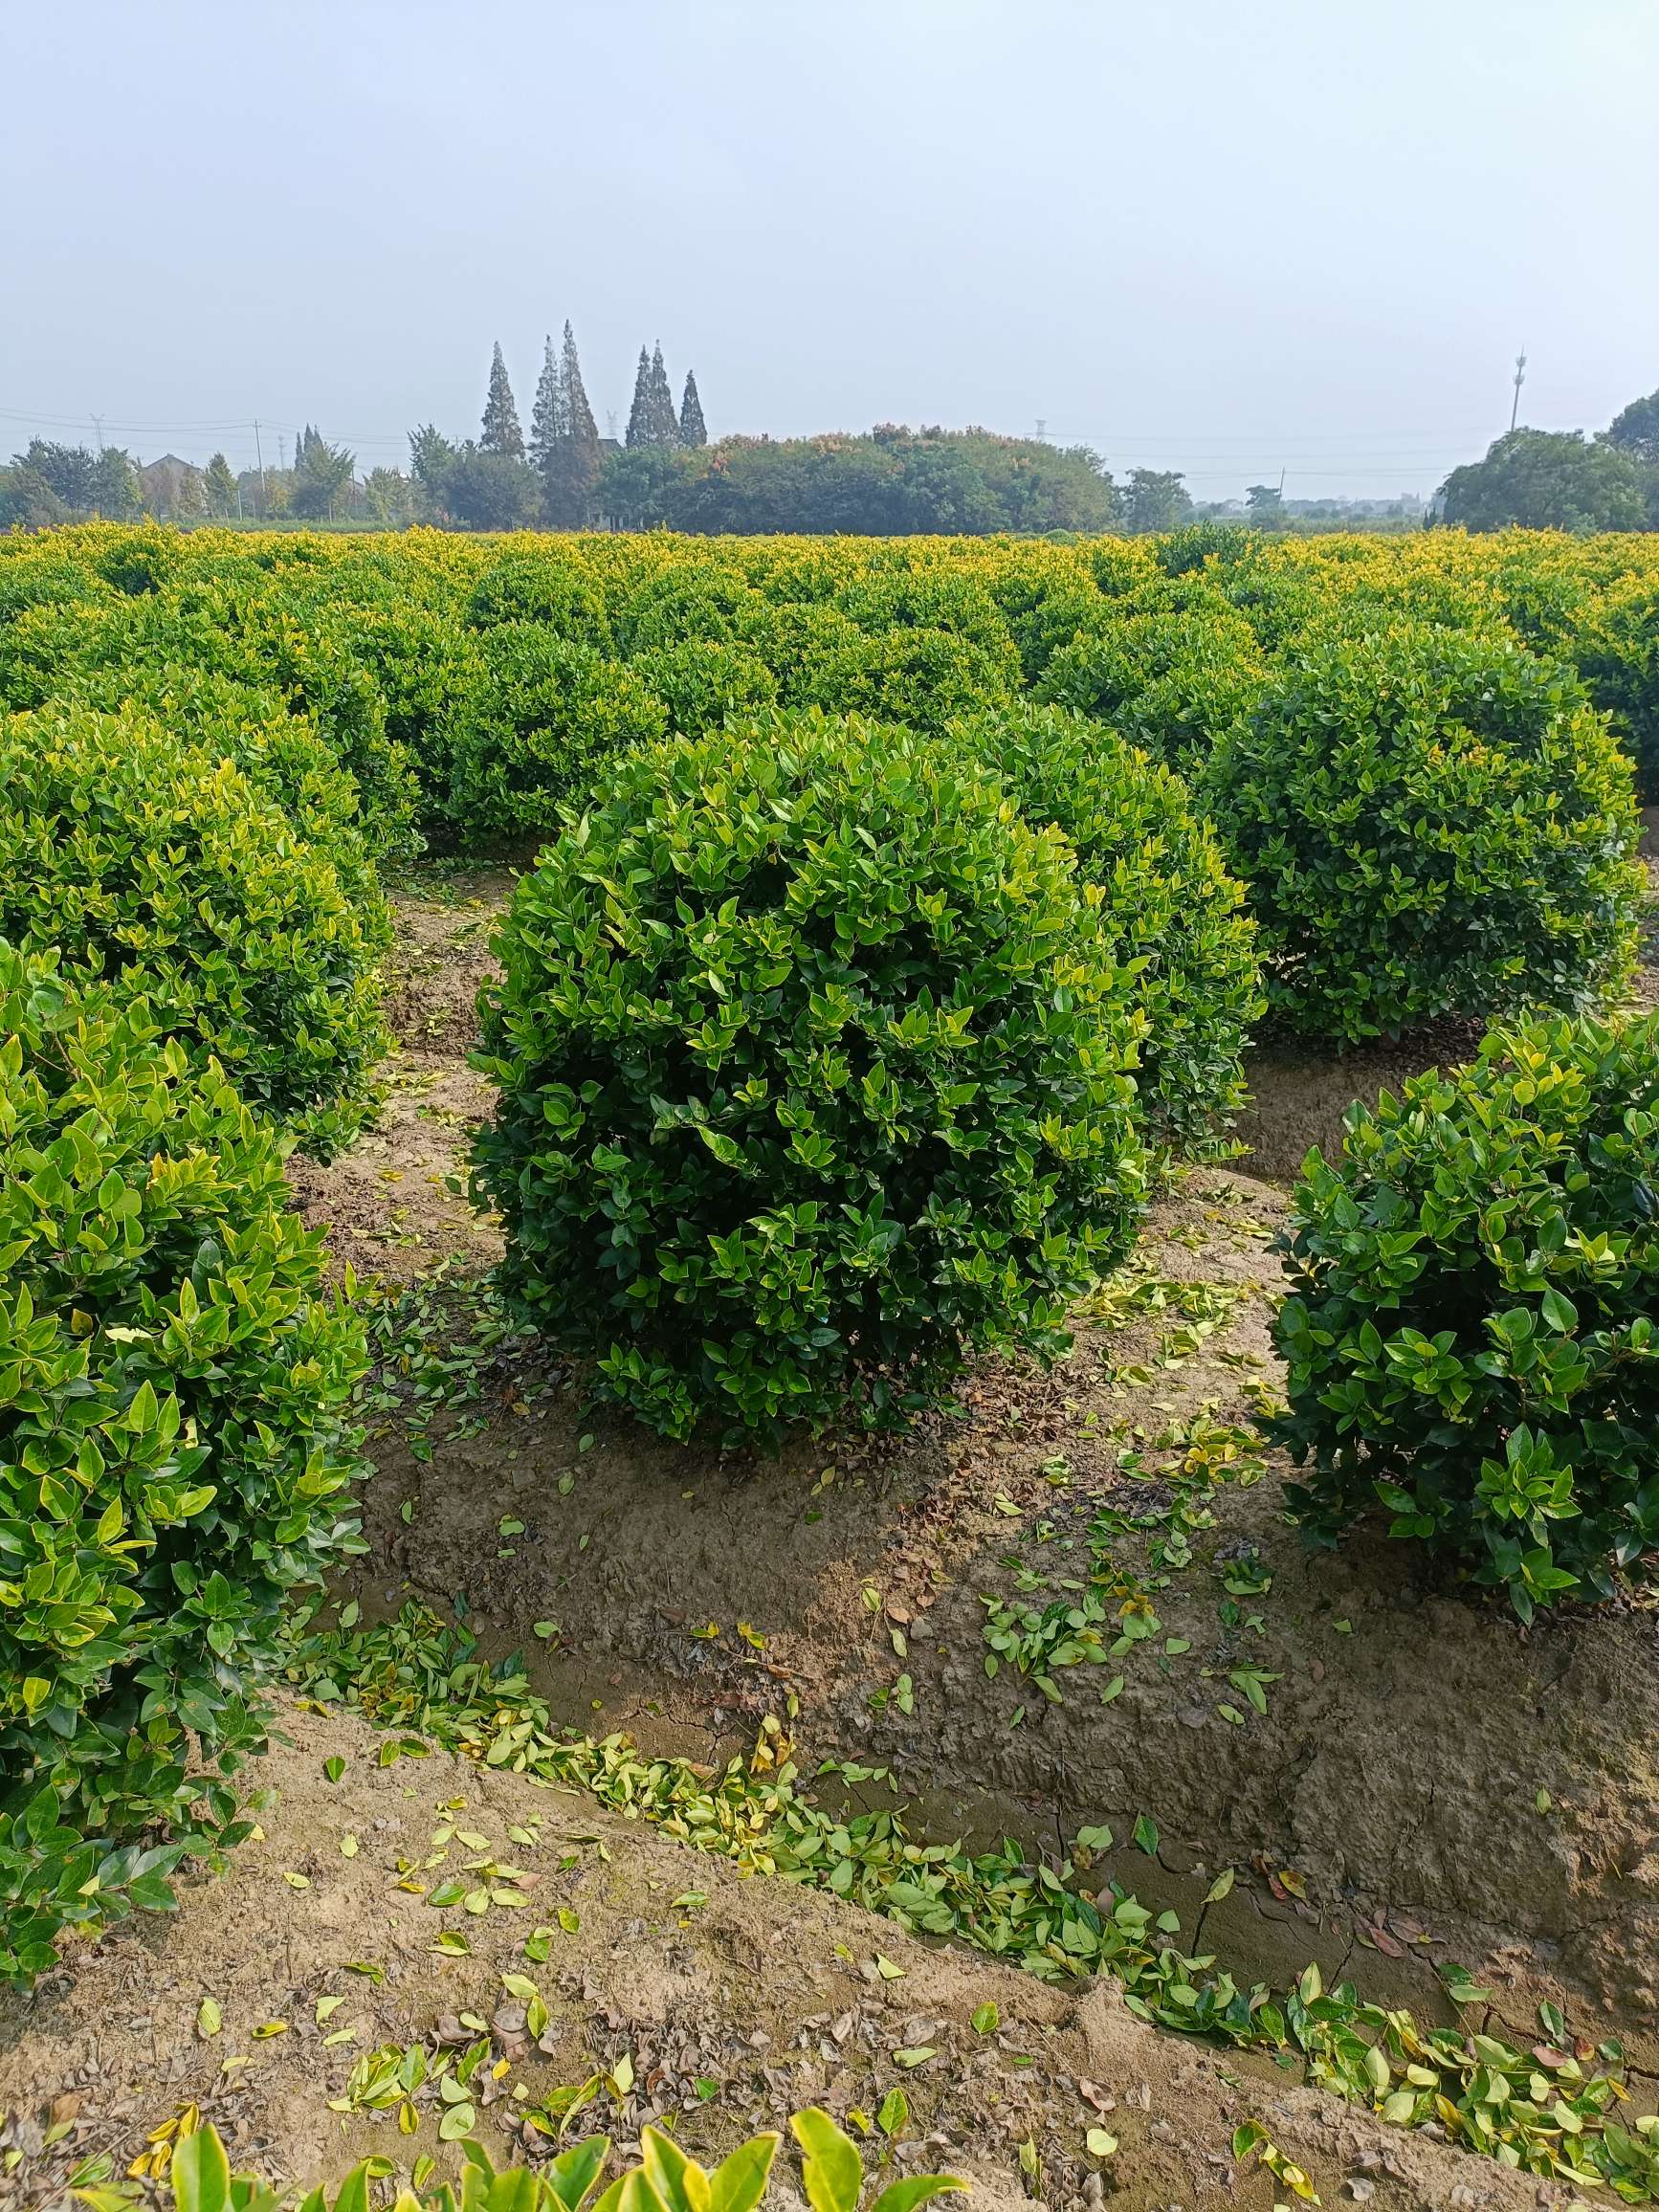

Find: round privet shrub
[0,946,367,1980]
[0,704,390,1153]
[791,625,1021,736]
[474,713,1148,1444]
[1203,627,1643,1042]
[465,555,613,644]
[629,639,779,735]
[53,661,382,909]
[1274,1013,1659,1621]
[1036,607,1269,771]
[946,702,1261,1157]
[444,626,669,836]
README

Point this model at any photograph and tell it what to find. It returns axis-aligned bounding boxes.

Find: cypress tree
[626,346,654,448]
[480,341,525,458]
[678,369,707,448]
[649,342,680,444]
[557,320,602,526]
[563,321,599,450]
[529,333,565,494]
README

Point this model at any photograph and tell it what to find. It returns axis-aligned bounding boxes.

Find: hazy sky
[5,0,1657,501]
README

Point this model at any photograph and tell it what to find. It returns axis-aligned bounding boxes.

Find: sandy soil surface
[287,873,512,1283]
[0,1707,1559,2212]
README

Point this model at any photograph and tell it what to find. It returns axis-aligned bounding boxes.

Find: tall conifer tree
[678,369,707,448]
[529,334,564,499]
[480,342,525,458]
[626,346,655,448]
[649,343,679,444]
[542,321,602,527]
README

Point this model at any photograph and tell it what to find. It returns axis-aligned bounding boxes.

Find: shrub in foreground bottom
[474,714,1147,1444]
[1274,1013,1659,1619]
[0,948,366,1980]
[150,2106,962,2212]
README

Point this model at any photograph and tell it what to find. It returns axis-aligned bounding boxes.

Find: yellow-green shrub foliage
[0,947,367,1980]
[1204,626,1643,1041]
[445,626,671,836]
[629,638,780,734]
[947,702,1261,1155]
[792,624,1021,734]
[1037,606,1270,770]
[474,712,1147,1444]
[0,704,390,1150]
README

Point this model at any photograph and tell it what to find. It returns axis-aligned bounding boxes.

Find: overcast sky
[4,0,1656,501]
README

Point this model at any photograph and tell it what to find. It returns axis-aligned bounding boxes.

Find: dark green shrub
[444,627,670,836]
[0,703,390,1151]
[474,712,1147,1444]
[792,624,1021,735]
[630,639,779,734]
[1274,1013,1659,1620]
[0,946,367,1980]
[1037,607,1269,770]
[1203,626,1643,1041]
[611,567,760,653]
[947,702,1261,1155]
[1575,576,1659,800]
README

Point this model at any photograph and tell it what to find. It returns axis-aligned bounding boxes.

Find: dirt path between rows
[0,1706,1564,2212]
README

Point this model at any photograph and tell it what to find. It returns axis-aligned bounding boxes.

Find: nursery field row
[3,520,1659,2210]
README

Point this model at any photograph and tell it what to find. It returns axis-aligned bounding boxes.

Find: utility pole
[91,414,104,456]
[254,419,267,517]
[1510,349,1527,432]
[1035,417,1048,442]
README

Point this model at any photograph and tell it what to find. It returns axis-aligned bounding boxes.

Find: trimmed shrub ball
[946,702,1261,1159]
[1274,1012,1659,1620]
[1203,625,1642,1042]
[473,711,1149,1445]
[0,946,367,1979]
[0,703,389,1153]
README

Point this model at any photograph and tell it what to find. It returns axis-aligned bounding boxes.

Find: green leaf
[170,2125,231,2212]
[791,2107,864,2212]
[867,2182,967,2212]
[705,2134,779,2212]
[545,2136,612,2212]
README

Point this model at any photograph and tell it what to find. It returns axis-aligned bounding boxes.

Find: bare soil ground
[0,1708,1561,2212]
[8,862,1659,2212]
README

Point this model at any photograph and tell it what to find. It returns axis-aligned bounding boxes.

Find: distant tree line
[1437,387,1659,533]
[19,343,1653,538]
